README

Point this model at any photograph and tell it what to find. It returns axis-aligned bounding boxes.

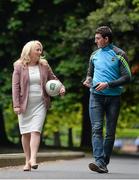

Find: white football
[45,80,62,97]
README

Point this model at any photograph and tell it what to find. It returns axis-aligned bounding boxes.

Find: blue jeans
[89,93,120,166]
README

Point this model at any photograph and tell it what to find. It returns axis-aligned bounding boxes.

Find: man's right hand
[83,79,91,88]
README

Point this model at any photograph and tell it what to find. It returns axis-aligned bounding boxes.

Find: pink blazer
[12,60,58,113]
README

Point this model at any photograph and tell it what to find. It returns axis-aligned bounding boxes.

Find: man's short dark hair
[95,26,113,43]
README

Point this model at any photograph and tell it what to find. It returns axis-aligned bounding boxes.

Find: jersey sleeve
[108,52,132,88]
[86,53,94,80]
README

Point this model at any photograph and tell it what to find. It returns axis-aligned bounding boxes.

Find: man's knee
[92,127,103,137]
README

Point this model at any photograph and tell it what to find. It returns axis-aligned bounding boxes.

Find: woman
[12,40,65,171]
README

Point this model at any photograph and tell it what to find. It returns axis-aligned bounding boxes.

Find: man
[83,26,131,173]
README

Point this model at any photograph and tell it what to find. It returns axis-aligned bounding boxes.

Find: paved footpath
[0,151,85,168]
[0,154,138,179]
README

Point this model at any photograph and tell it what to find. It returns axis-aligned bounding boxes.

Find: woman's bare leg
[21,133,31,170]
[30,131,41,165]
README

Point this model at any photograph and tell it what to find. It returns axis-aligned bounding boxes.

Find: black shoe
[88,162,108,173]
[31,164,38,169]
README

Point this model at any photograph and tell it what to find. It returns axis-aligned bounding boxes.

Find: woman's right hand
[14,107,21,115]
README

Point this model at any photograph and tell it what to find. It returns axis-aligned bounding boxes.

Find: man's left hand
[95,82,109,91]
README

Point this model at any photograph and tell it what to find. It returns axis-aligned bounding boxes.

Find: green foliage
[43,100,82,136]
[8,17,23,31]
[0,69,12,108]
[118,104,139,129]
[43,100,82,146]
[132,0,139,12]
[10,0,32,13]
[4,103,19,143]
[116,128,139,138]
[117,83,139,129]
[0,69,18,143]
[7,0,32,31]
[52,0,65,4]
[87,0,137,32]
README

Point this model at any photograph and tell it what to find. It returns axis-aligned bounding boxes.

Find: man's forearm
[108,75,131,88]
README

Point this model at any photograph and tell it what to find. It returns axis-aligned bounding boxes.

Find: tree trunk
[54,131,61,147]
[68,128,73,148]
[80,89,91,148]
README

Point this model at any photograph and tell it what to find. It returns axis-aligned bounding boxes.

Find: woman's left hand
[59,86,66,96]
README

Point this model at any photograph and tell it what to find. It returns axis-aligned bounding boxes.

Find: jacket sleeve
[108,53,132,88]
[12,64,20,108]
[47,63,58,80]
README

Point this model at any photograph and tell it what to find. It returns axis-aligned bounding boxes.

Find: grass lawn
[116,128,139,138]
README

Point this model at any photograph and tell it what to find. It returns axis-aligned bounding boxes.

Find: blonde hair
[21,40,43,65]
[14,40,48,66]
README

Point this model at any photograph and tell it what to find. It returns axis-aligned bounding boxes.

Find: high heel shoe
[31,164,38,169]
[29,161,38,169]
[23,164,31,171]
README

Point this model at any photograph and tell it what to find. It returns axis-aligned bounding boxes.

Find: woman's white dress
[18,65,46,134]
